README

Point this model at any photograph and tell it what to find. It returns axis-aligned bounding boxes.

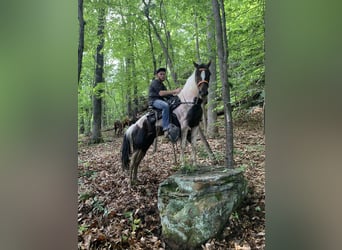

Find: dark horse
[114,117,137,136]
[114,120,124,136]
[121,61,211,185]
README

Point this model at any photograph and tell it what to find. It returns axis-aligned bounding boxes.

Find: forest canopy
[78,0,265,136]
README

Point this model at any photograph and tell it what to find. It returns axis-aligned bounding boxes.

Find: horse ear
[207,60,211,67]
[193,61,199,68]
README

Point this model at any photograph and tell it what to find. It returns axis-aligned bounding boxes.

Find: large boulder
[158,165,247,249]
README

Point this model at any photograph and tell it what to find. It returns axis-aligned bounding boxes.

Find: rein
[180,100,199,105]
[178,97,202,105]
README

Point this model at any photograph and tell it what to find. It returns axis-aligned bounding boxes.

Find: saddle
[147,96,181,142]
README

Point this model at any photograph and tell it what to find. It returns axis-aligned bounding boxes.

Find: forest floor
[78,110,265,250]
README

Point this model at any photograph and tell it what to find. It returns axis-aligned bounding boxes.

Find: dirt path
[78,114,265,249]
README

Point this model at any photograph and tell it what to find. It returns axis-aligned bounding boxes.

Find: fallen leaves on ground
[78,114,265,249]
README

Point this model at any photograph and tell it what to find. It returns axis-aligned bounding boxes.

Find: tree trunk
[90,8,105,144]
[218,0,234,167]
[128,22,138,119]
[142,0,178,85]
[125,56,132,117]
[159,1,177,85]
[194,8,201,62]
[206,12,218,138]
[78,0,85,135]
[212,0,234,168]
[132,57,138,119]
[79,108,85,135]
[147,18,157,72]
[102,98,107,128]
[85,107,91,136]
[78,0,85,84]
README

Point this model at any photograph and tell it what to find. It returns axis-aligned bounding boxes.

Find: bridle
[196,67,210,87]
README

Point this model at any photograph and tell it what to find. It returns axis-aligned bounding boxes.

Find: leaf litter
[78,113,265,249]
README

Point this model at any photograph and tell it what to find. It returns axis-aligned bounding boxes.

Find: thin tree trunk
[159,0,177,85]
[147,19,157,72]
[194,8,201,62]
[90,8,105,144]
[205,10,218,137]
[125,56,132,117]
[85,107,91,136]
[78,0,85,84]
[116,6,134,118]
[79,108,85,134]
[132,56,138,118]
[78,0,85,135]
[102,98,107,128]
[212,0,234,168]
[206,13,218,138]
[218,0,234,166]
[142,0,178,85]
[130,22,138,119]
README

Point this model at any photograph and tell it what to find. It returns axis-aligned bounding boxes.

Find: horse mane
[178,70,198,101]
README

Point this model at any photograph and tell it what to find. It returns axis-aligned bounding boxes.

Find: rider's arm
[159,88,181,96]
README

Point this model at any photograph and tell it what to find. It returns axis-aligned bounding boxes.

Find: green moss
[215,192,222,201]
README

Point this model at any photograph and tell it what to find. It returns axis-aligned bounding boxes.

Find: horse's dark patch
[133,119,156,151]
[121,133,130,170]
[186,100,203,128]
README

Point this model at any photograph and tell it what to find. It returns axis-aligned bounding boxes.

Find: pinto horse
[121,61,211,185]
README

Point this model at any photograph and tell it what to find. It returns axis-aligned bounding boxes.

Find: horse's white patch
[155,119,162,127]
[201,70,206,81]
[178,70,198,102]
[135,115,147,128]
[126,115,146,137]
[126,123,134,135]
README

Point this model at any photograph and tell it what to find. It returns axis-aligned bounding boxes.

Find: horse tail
[121,129,132,171]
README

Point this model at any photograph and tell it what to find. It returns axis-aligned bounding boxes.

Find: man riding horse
[121,61,211,186]
[148,67,181,138]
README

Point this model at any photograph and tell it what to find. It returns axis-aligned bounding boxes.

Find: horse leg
[129,150,140,187]
[119,123,123,135]
[153,136,158,153]
[180,127,189,167]
[198,126,217,164]
[172,143,177,164]
[129,150,146,186]
[201,97,208,133]
[190,126,199,166]
[114,121,121,136]
[153,117,161,153]
[133,150,146,183]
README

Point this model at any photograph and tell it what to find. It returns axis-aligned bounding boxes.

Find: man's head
[155,67,166,81]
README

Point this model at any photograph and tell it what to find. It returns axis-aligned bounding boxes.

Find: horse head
[193,61,211,99]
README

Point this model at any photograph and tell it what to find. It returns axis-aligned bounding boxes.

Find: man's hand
[173,88,182,95]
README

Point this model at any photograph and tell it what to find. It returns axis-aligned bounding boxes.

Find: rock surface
[158,165,247,249]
